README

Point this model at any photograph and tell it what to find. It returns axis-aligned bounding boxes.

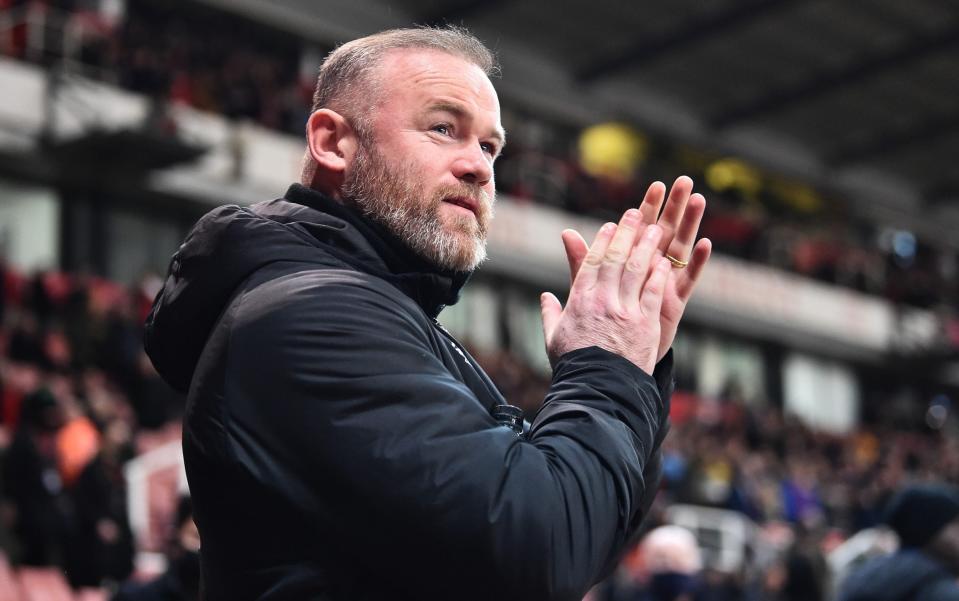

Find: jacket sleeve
[224,272,672,601]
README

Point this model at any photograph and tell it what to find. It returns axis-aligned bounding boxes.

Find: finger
[666,193,706,263]
[597,209,643,290]
[640,257,671,317]
[674,238,713,303]
[638,181,667,225]
[561,229,589,286]
[657,175,693,253]
[620,224,663,309]
[573,222,616,291]
[540,292,563,343]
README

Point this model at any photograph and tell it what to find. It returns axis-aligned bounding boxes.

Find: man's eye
[481,142,498,156]
[432,124,452,136]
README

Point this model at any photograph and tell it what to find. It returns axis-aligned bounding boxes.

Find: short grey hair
[312,25,496,134]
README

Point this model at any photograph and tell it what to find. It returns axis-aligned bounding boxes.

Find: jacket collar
[284,183,471,319]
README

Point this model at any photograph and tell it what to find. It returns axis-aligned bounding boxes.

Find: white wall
[696,335,767,404]
[0,179,60,273]
[783,352,860,434]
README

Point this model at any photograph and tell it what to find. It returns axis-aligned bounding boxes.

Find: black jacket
[144,184,674,601]
[839,550,959,601]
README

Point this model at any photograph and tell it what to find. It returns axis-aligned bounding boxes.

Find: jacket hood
[840,550,954,601]
[144,183,471,393]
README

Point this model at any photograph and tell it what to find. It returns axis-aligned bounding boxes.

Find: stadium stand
[0,1,958,599]
[0,263,955,599]
[3,0,957,311]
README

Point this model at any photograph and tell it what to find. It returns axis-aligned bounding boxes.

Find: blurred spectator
[64,418,135,589]
[633,525,703,601]
[0,263,185,596]
[767,536,828,601]
[781,460,824,528]
[838,483,959,601]
[1,387,68,565]
[113,495,200,601]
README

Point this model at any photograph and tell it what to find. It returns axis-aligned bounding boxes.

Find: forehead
[372,48,500,117]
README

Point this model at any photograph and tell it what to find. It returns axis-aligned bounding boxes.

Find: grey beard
[370,200,487,271]
[341,143,491,272]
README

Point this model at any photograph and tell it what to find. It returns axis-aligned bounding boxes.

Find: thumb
[540,292,563,342]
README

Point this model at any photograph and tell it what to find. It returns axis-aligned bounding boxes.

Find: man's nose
[451,142,492,187]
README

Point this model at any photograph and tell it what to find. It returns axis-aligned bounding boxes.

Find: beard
[341,138,494,272]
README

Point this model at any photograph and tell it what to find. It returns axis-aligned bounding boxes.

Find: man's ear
[306,109,358,176]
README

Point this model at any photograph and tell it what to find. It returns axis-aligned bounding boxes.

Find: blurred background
[0,0,957,599]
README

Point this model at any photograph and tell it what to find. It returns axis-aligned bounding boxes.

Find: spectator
[113,495,200,601]
[64,418,135,589]
[1,387,68,566]
[839,483,959,601]
[637,525,703,601]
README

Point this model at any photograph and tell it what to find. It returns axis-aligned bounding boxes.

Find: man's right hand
[540,209,671,375]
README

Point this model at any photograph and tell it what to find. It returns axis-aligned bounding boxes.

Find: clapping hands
[541,176,712,372]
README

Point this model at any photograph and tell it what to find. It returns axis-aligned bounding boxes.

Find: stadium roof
[198,0,959,247]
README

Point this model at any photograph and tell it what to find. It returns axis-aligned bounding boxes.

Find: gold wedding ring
[665,253,688,269]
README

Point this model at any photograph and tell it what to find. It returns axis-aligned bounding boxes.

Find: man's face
[341,49,504,272]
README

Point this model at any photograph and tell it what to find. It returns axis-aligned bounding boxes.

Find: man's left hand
[560,175,712,362]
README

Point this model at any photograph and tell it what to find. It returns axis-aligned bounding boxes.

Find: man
[603,525,704,601]
[839,483,959,601]
[144,26,711,600]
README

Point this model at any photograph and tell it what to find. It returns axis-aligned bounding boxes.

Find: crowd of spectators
[494,108,959,313]
[102,0,313,136]
[0,262,184,597]
[2,0,957,314]
[2,0,315,135]
[661,391,959,533]
[0,257,956,599]
[481,342,959,600]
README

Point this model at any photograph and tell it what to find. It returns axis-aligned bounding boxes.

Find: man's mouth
[442,196,479,216]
